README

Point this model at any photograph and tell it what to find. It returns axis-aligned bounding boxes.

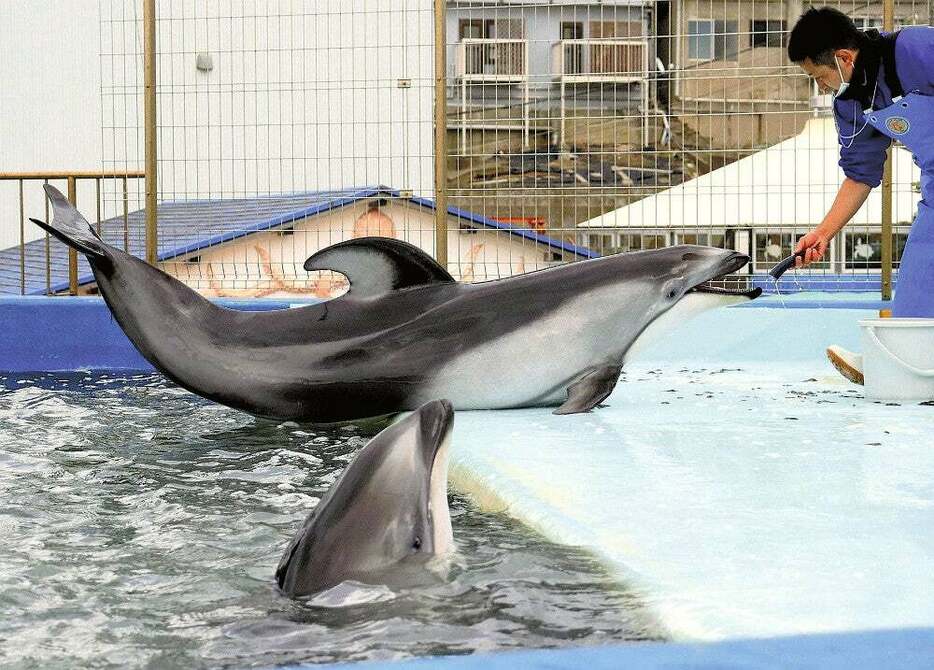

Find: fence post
[880,0,895,301]
[67,176,79,295]
[18,180,25,295]
[144,0,158,266]
[434,0,448,269]
[44,179,51,295]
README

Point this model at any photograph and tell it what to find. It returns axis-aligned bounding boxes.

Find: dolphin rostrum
[31,184,760,422]
[276,399,454,598]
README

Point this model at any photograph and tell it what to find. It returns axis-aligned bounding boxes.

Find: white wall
[1,1,436,252]
[0,1,104,249]
[121,0,435,201]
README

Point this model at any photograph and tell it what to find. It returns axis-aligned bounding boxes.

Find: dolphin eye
[666,288,677,299]
[412,536,422,551]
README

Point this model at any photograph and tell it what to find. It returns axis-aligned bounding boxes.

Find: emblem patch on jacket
[885,117,910,135]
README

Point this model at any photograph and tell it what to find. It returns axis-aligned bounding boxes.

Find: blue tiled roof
[0,186,596,295]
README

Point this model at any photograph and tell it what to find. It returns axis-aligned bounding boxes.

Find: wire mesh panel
[100,0,436,296]
[447,0,930,292]
[90,1,932,296]
[446,0,656,279]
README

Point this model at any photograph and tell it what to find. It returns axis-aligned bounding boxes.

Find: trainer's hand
[795,230,829,267]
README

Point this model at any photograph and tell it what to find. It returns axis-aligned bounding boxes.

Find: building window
[587,233,616,255]
[560,22,584,75]
[688,20,738,61]
[459,19,493,40]
[590,21,644,39]
[675,231,726,248]
[584,232,668,254]
[750,20,786,48]
[459,18,525,40]
[620,232,667,252]
[854,17,882,30]
[844,231,909,269]
[755,232,830,271]
[560,22,583,40]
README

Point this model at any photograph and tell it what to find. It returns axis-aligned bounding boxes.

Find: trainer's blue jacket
[830,26,934,317]
[834,26,934,189]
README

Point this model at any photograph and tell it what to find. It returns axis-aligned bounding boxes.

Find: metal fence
[448,0,928,297]
[2,0,931,296]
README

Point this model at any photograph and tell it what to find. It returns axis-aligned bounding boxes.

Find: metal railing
[456,38,528,81]
[552,38,649,82]
[0,171,144,295]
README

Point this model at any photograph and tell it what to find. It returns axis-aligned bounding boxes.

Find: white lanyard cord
[835,75,880,149]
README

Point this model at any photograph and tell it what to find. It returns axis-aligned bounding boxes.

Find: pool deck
[3,293,934,668]
[447,305,934,641]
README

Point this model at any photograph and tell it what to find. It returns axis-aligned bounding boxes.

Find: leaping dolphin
[276,399,454,598]
[31,184,760,422]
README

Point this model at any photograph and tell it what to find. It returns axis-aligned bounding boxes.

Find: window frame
[749,19,787,48]
[687,18,739,62]
[842,228,911,271]
[687,18,715,61]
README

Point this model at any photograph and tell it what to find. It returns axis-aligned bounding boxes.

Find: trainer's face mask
[834,55,850,97]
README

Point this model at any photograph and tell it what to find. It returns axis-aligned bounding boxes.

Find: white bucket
[859,318,934,402]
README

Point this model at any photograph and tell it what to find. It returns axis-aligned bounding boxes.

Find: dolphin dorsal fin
[303,237,455,297]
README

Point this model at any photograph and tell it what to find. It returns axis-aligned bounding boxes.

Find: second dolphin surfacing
[32,185,760,422]
[276,399,455,598]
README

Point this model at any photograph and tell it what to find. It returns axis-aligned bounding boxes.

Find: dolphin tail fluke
[29,184,108,260]
[553,365,622,415]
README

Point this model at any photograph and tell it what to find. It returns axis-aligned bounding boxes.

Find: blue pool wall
[1,294,882,373]
[0,296,318,372]
[307,628,934,670]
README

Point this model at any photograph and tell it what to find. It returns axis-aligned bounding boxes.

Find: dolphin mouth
[425,400,455,556]
[690,252,762,298]
[690,284,763,298]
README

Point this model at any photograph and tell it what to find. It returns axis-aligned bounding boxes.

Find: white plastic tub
[860,318,934,402]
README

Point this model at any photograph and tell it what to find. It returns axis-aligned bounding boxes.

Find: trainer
[787,8,934,316]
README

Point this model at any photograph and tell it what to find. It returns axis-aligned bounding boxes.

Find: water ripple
[0,373,662,669]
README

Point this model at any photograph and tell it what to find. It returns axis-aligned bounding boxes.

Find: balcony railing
[456,38,528,82]
[553,38,649,82]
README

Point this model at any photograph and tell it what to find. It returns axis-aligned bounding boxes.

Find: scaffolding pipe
[880,0,895,301]
[143,0,158,266]
[434,0,448,268]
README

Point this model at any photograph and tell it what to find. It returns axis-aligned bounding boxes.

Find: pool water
[0,373,664,670]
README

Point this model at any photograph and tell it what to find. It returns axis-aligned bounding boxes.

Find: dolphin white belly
[420,285,653,409]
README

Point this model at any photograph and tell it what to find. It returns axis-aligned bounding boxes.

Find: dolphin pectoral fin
[31,185,108,260]
[553,365,622,415]
[303,237,455,298]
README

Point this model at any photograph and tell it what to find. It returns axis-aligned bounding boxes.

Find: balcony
[553,39,649,83]
[456,38,528,83]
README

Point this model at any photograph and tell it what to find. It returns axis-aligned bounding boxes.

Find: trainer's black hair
[787,7,866,66]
